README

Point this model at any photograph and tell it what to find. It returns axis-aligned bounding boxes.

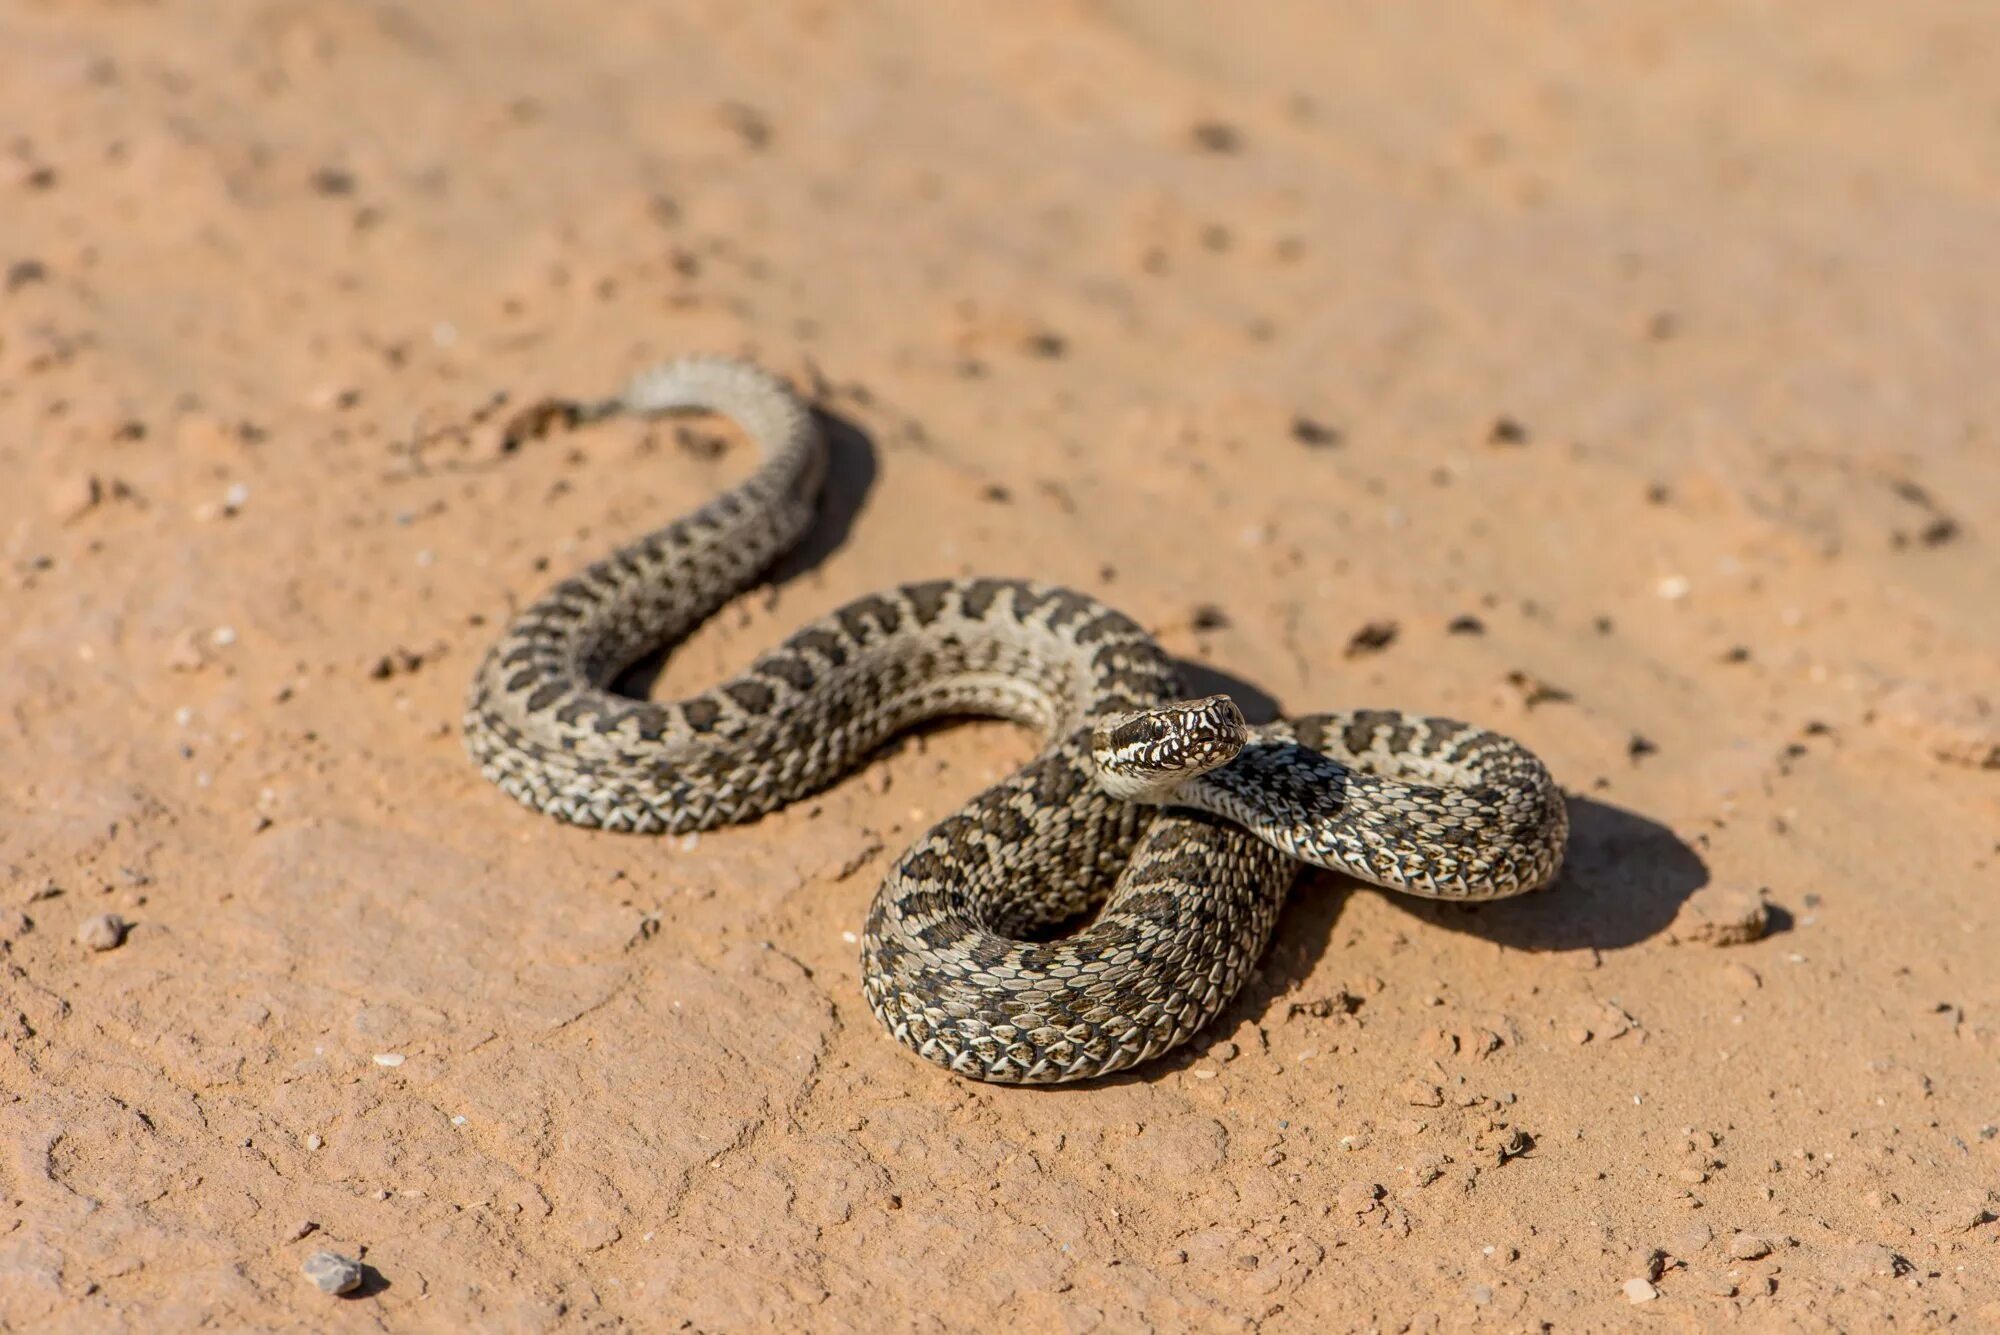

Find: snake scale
[464,357,1569,1084]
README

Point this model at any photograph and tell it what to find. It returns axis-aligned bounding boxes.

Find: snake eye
[1108,715,1168,751]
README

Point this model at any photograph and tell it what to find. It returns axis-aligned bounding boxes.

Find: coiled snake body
[465,358,1568,1084]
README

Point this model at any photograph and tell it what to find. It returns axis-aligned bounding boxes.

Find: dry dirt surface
[5,2,1999,1330]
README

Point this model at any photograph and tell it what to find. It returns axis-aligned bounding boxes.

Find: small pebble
[305,1133,323,1150]
[1623,1277,1658,1304]
[1832,1242,1904,1281]
[1725,1233,1772,1260]
[5,257,48,291]
[1941,1192,1998,1230]
[372,1052,405,1067]
[306,384,361,412]
[77,912,127,951]
[1189,120,1242,153]
[1338,1181,1385,1213]
[287,1219,318,1241]
[1401,1080,1445,1107]
[47,473,101,522]
[1673,887,1770,946]
[1874,679,1999,770]
[166,629,207,672]
[1344,620,1399,658]
[1291,416,1340,448]
[300,1250,363,1296]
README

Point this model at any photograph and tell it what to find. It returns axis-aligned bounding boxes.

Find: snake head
[1090,694,1249,803]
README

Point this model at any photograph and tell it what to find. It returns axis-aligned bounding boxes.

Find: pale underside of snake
[464,357,1569,1084]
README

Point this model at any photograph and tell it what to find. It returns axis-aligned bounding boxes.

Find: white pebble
[372,1052,406,1068]
[841,930,858,944]
[1655,575,1690,600]
[212,626,237,647]
[223,482,250,510]
[1623,1277,1658,1303]
[305,1133,323,1151]
[451,1114,467,1126]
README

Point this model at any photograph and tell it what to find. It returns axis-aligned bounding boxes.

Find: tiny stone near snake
[463,356,1569,1084]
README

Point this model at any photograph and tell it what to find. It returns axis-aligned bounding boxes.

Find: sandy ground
[4,1,1998,1329]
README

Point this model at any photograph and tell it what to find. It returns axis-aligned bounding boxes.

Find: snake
[463,357,1569,1084]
